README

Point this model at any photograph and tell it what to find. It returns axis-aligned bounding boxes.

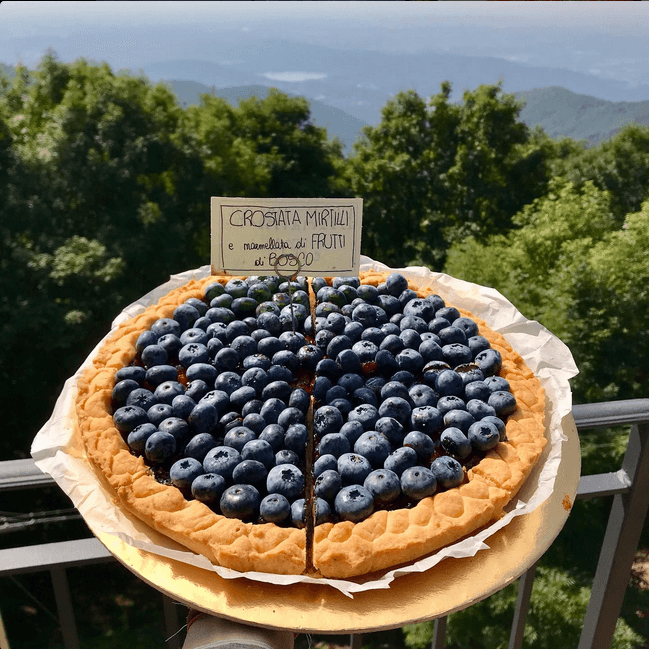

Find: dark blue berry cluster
[111,273,517,527]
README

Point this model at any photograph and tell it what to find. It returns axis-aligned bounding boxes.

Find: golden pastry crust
[75,271,546,579]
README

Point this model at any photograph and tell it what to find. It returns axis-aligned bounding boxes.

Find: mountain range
[2,60,648,152]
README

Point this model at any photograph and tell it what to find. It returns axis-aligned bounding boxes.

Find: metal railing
[1,399,648,649]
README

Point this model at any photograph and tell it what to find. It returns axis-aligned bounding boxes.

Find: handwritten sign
[211,197,363,277]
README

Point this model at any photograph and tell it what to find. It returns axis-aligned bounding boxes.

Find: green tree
[553,123,649,223]
[183,88,347,200]
[444,181,649,404]
[344,82,553,269]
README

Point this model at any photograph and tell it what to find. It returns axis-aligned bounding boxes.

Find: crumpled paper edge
[31,257,578,598]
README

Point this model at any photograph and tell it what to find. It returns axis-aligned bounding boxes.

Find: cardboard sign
[211,197,363,277]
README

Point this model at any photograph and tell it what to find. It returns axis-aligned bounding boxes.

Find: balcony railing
[1,399,648,649]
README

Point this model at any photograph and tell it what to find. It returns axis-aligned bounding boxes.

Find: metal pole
[578,421,649,649]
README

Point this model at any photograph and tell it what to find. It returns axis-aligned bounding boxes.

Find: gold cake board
[93,414,580,636]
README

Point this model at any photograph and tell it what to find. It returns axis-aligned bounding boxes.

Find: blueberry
[315,469,343,502]
[284,424,308,457]
[380,334,404,355]
[153,380,185,405]
[436,306,460,323]
[428,317,451,335]
[261,380,292,403]
[277,407,305,429]
[151,318,182,339]
[354,431,392,468]
[347,403,379,431]
[275,449,300,466]
[484,376,511,393]
[170,457,204,491]
[114,405,149,434]
[205,282,226,302]
[482,415,506,440]
[112,379,141,409]
[231,334,257,358]
[314,405,344,436]
[157,417,191,445]
[155,333,183,359]
[334,485,375,522]
[232,459,267,490]
[185,363,217,385]
[312,376,332,403]
[318,433,351,458]
[377,294,401,317]
[316,358,342,382]
[220,484,260,521]
[374,416,405,446]
[127,422,157,454]
[230,386,258,412]
[488,391,517,417]
[378,396,412,427]
[180,327,210,346]
[257,312,282,336]
[297,344,323,371]
[435,369,464,397]
[430,456,464,489]
[188,402,219,435]
[410,406,443,436]
[384,446,418,477]
[184,433,219,462]
[403,298,435,322]
[408,384,438,408]
[466,399,497,421]
[389,370,416,388]
[468,335,491,357]
[464,380,492,402]
[475,349,503,377]
[340,420,365,447]
[206,307,236,325]
[199,389,230,416]
[453,317,479,338]
[242,413,266,435]
[385,273,409,297]
[191,472,227,506]
[115,366,146,384]
[224,426,256,452]
[258,423,285,452]
[375,349,399,375]
[144,431,177,464]
[266,464,305,502]
[381,381,411,401]
[437,395,466,415]
[203,446,241,480]
[364,468,401,505]
[126,387,157,411]
[141,344,168,369]
[260,493,291,524]
[400,466,437,500]
[147,403,174,426]
[136,330,158,355]
[179,342,210,367]
[419,339,445,364]
[259,397,286,425]
[336,348,363,375]
[337,452,373,486]
[343,321,365,342]
[440,427,472,460]
[399,328,421,350]
[443,409,475,433]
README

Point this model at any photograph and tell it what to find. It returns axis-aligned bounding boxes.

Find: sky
[1,1,647,38]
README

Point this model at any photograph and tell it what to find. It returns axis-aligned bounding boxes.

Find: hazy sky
[2,1,647,37]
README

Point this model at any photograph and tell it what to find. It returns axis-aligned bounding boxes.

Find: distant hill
[516,86,649,146]
[165,80,367,154]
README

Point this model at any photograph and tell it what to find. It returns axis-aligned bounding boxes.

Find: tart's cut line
[75,270,546,579]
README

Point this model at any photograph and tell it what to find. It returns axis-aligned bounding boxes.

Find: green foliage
[403,566,642,649]
[345,82,553,269]
[444,181,649,403]
[553,122,649,222]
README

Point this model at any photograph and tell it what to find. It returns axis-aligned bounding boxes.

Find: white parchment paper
[31,257,578,598]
